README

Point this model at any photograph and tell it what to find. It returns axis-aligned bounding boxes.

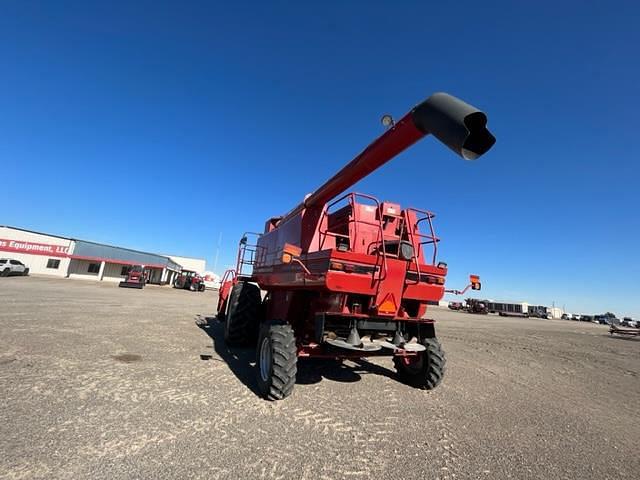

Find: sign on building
[0,238,70,257]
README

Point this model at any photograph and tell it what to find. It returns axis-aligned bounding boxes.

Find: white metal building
[167,255,206,274]
[0,226,205,285]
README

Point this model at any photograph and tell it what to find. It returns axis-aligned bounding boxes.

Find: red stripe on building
[69,255,166,269]
[0,238,70,258]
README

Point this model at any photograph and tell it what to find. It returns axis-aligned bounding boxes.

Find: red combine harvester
[217,92,495,400]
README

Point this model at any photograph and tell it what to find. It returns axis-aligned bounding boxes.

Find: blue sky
[1,1,638,316]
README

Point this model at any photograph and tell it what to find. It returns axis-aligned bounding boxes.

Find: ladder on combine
[219,232,262,288]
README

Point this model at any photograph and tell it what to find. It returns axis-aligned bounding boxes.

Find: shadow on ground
[606,334,640,342]
[195,316,399,398]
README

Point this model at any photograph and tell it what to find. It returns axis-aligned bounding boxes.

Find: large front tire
[224,282,261,346]
[256,321,297,400]
[393,337,446,390]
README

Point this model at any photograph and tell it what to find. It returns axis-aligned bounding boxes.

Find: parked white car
[0,258,29,276]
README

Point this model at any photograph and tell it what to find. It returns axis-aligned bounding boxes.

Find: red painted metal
[0,238,70,258]
[297,343,419,359]
[286,113,425,219]
[118,265,146,289]
[217,268,236,317]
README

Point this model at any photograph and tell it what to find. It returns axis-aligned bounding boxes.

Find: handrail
[402,210,421,285]
[318,196,440,286]
[235,232,263,277]
[220,268,236,287]
[319,192,388,282]
[407,207,439,265]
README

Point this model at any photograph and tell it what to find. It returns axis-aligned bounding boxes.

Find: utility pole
[213,232,222,274]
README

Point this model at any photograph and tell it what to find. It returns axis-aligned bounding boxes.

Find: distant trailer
[487,301,527,317]
[528,305,551,318]
[486,301,542,318]
[487,301,549,318]
[609,324,640,337]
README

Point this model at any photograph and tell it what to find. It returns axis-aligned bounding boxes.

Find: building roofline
[1,225,72,242]
[74,238,175,262]
[2,225,179,266]
[164,254,207,262]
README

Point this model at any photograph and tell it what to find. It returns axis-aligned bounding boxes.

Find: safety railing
[319,192,388,281]
[318,195,440,287]
[220,268,237,287]
[234,232,263,277]
[406,207,439,265]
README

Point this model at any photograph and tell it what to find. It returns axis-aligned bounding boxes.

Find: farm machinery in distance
[464,298,489,314]
[217,92,496,400]
[448,301,465,311]
[118,265,146,289]
[174,270,206,292]
[609,323,640,337]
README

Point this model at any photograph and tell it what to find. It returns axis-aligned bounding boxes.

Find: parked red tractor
[217,92,495,400]
[174,270,206,292]
[119,265,146,289]
[448,302,465,311]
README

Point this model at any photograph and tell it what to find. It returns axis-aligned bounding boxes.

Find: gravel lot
[1,276,638,479]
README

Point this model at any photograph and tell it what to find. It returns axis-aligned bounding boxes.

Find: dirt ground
[1,276,638,480]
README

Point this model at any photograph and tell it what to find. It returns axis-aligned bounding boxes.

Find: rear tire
[256,321,297,400]
[224,282,261,346]
[23,268,29,276]
[394,337,446,390]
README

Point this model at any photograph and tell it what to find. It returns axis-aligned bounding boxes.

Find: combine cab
[217,92,495,400]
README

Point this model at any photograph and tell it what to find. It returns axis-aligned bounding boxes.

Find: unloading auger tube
[278,92,496,224]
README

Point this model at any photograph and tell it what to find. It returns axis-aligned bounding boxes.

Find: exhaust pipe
[411,92,496,160]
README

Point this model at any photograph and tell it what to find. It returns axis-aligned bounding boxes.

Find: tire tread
[225,282,261,346]
[393,337,446,390]
[257,321,297,401]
